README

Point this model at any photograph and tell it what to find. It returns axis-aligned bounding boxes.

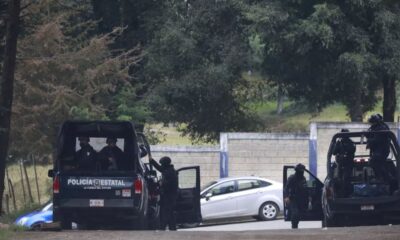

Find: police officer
[333,129,356,196]
[284,163,308,229]
[99,137,124,170]
[367,114,390,181]
[75,136,97,171]
[150,156,178,231]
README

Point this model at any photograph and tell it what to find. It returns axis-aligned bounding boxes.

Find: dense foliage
[247,0,400,121]
[1,0,400,158]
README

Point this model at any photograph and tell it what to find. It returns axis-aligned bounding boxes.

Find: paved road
[12,225,400,240]
[12,219,400,240]
[181,219,321,231]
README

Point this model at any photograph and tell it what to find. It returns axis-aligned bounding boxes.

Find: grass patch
[0,204,39,240]
[0,225,28,240]
[0,229,14,240]
[0,203,41,225]
[146,123,216,145]
[253,99,400,132]
[3,163,52,214]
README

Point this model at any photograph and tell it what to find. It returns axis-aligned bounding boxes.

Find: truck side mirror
[48,169,54,178]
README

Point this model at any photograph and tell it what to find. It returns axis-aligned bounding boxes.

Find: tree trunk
[348,83,363,122]
[382,77,396,122]
[0,0,21,215]
[276,84,284,115]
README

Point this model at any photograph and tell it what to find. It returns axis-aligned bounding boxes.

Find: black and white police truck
[48,121,201,230]
[284,131,400,227]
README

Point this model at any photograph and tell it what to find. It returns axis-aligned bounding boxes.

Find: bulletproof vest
[288,174,308,201]
[77,146,96,170]
[162,166,178,195]
[368,123,390,154]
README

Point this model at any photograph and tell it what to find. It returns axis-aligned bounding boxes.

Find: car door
[283,166,324,221]
[234,179,262,216]
[201,180,237,219]
[175,166,202,224]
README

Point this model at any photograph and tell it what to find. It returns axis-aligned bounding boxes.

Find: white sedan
[200,176,283,221]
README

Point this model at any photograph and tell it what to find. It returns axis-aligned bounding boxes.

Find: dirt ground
[11,225,400,240]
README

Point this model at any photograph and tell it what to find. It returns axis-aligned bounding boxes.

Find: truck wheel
[324,214,339,227]
[132,213,148,230]
[148,216,160,230]
[258,202,279,221]
[138,217,148,230]
[60,218,72,230]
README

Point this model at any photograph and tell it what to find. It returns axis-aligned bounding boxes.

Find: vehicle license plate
[89,199,104,207]
[122,189,131,197]
[361,205,374,211]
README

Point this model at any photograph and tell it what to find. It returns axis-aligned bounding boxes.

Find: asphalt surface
[181,219,321,231]
[12,221,400,240]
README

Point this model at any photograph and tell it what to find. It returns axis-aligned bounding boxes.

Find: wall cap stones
[151,145,219,153]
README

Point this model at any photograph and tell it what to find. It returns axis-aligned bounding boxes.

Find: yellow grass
[3,163,52,212]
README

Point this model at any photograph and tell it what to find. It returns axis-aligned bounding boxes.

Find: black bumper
[328,196,400,220]
[54,198,143,223]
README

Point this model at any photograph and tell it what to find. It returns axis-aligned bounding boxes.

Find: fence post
[19,160,26,204]
[22,159,34,203]
[8,178,16,211]
[32,155,41,205]
[5,194,9,214]
[6,167,16,211]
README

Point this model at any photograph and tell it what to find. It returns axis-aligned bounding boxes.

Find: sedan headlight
[16,217,29,226]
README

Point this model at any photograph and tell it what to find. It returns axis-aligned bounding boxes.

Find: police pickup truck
[283,131,400,227]
[48,121,201,230]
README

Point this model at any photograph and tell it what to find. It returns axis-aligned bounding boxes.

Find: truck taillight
[134,179,142,194]
[53,175,60,194]
[326,186,334,199]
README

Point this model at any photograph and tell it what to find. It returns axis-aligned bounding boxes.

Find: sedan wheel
[258,202,279,221]
[30,222,43,231]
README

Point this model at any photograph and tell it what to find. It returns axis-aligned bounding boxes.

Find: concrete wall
[149,122,400,187]
[221,133,309,182]
[150,146,220,187]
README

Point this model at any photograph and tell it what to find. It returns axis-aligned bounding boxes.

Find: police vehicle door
[176,166,201,224]
[283,166,324,221]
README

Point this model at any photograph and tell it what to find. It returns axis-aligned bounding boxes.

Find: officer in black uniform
[367,114,390,181]
[150,156,179,231]
[284,163,308,229]
[99,137,124,170]
[75,136,98,171]
[333,129,356,196]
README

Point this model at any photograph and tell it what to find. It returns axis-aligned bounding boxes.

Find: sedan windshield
[201,181,217,192]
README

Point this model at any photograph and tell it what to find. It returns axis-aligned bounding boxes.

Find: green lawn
[251,100,396,132]
[147,99,395,145]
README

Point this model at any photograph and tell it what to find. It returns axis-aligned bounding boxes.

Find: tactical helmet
[368,114,382,124]
[106,137,117,144]
[294,163,305,172]
[78,136,90,142]
[159,156,171,166]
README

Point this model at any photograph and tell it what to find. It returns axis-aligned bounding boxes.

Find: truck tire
[132,212,148,230]
[138,216,148,230]
[60,218,72,230]
[323,214,340,228]
[148,216,160,230]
